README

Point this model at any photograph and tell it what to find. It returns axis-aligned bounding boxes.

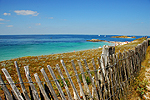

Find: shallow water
[0,35,145,61]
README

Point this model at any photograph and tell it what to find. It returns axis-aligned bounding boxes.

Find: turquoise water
[0,41,111,61]
[0,35,144,61]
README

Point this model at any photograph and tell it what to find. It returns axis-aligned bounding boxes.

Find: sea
[0,34,148,61]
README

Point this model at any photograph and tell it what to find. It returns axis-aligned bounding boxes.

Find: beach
[0,37,148,99]
[0,35,144,61]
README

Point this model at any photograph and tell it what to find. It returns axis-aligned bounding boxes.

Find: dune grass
[0,37,147,99]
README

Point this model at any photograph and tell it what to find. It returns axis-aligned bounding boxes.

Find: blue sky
[0,0,150,35]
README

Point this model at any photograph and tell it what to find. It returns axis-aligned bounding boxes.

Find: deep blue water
[0,34,148,61]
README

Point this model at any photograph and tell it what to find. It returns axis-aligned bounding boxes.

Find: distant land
[111,36,136,38]
[86,39,106,42]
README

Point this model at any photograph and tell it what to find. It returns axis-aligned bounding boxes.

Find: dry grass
[0,37,147,99]
[128,43,150,100]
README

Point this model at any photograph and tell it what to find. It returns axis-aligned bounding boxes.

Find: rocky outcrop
[86,39,106,42]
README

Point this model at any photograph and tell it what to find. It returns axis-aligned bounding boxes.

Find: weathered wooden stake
[47,65,66,100]
[71,60,86,100]
[92,58,103,100]
[61,60,81,100]
[24,66,40,100]
[0,75,13,100]
[34,73,50,100]
[56,64,72,100]
[77,60,93,99]
[14,61,30,100]
[83,59,99,100]
[2,68,24,100]
[40,68,58,100]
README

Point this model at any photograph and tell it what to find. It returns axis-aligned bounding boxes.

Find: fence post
[101,45,109,76]
[0,75,13,100]
[56,64,73,100]
[71,60,86,100]
[60,60,81,100]
[34,73,50,100]
[122,52,128,98]
[2,68,24,100]
[101,56,108,99]
[14,61,30,100]
[77,60,93,99]
[125,51,131,85]
[83,59,99,100]
[108,55,115,100]
[97,57,106,100]
[92,58,103,100]
[24,66,40,100]
[112,54,119,99]
[47,65,66,100]
[40,68,59,100]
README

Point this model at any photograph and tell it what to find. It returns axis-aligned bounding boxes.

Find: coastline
[0,37,147,99]
[0,40,131,62]
[87,39,131,46]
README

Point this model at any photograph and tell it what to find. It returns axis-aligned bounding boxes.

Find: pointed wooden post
[60,60,81,100]
[71,60,86,100]
[47,65,66,100]
[112,54,119,99]
[92,58,103,100]
[0,75,13,100]
[40,68,58,100]
[125,51,131,85]
[108,55,115,100]
[14,61,30,100]
[83,59,99,100]
[2,68,24,100]
[101,45,110,76]
[97,57,107,100]
[34,73,50,100]
[56,64,73,100]
[24,66,40,100]
[77,60,93,99]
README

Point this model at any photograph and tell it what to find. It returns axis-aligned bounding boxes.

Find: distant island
[111,36,136,38]
[86,39,106,42]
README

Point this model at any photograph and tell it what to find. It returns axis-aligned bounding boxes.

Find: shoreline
[0,37,146,99]
[0,42,113,62]
[0,40,129,62]
[0,39,130,62]
[87,39,131,46]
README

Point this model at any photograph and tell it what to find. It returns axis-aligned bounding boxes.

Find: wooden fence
[0,39,149,100]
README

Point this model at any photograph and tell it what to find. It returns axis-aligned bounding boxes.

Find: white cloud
[0,23,5,24]
[48,17,53,19]
[0,18,5,21]
[6,25,13,27]
[35,23,41,25]
[14,10,39,16]
[29,27,31,28]
[3,13,11,16]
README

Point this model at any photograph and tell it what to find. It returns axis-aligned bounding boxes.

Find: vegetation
[128,44,150,99]
[0,37,147,99]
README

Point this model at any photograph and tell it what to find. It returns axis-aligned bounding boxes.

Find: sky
[0,0,150,36]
